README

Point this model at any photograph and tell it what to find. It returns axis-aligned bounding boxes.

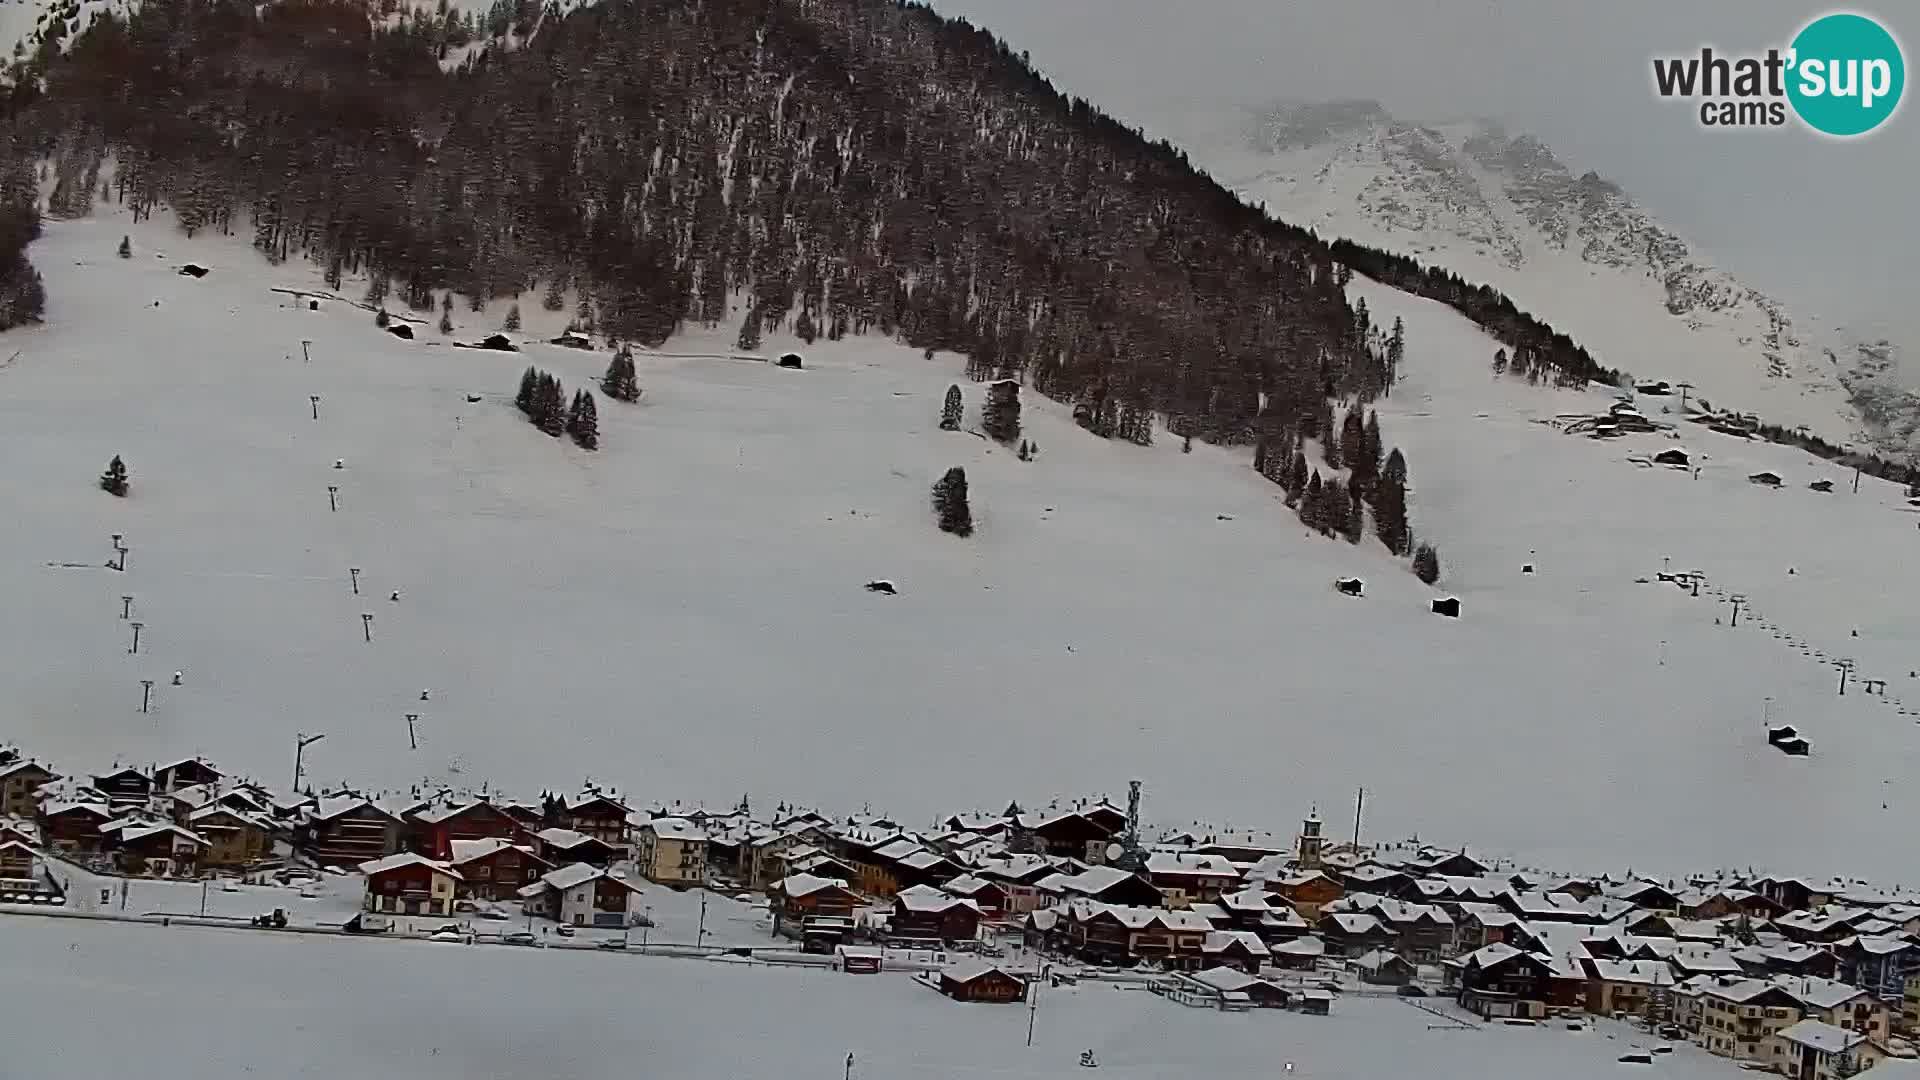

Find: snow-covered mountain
[1156,99,1917,453]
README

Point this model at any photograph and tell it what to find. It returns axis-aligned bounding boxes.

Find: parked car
[597,938,628,950]
[428,930,464,943]
[429,923,463,937]
[1395,984,1427,998]
[474,909,510,921]
[555,925,576,937]
[502,932,539,947]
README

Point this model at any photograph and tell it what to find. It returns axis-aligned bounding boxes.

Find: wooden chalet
[112,822,207,876]
[1039,865,1165,908]
[517,863,643,928]
[1318,912,1397,958]
[152,757,222,793]
[1061,901,1213,970]
[1009,811,1119,862]
[940,874,1008,915]
[297,795,404,866]
[0,759,56,818]
[39,800,111,852]
[1143,852,1243,907]
[0,839,34,880]
[449,838,553,901]
[360,852,462,917]
[938,962,1027,1003]
[890,884,983,943]
[1455,943,1554,1019]
[409,799,530,860]
[185,806,274,868]
[1268,870,1344,917]
[534,827,619,868]
[1356,948,1416,986]
[769,873,861,941]
[1200,931,1271,974]
[92,767,155,811]
[559,792,631,847]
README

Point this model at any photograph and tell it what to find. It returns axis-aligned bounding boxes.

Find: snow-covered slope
[0,0,129,58]
[9,204,1920,882]
[1158,99,1916,452]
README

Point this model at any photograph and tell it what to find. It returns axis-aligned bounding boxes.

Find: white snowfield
[0,917,1736,1080]
[6,207,1920,885]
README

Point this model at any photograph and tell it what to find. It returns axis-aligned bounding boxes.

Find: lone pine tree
[116,235,130,258]
[537,373,566,437]
[99,454,129,497]
[931,466,973,536]
[566,390,599,450]
[374,307,390,328]
[601,346,641,402]
[503,303,522,333]
[982,380,1021,443]
[1373,447,1411,556]
[516,366,538,414]
[1413,542,1441,585]
[939,384,963,431]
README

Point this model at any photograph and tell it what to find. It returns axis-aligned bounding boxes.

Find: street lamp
[293,732,326,792]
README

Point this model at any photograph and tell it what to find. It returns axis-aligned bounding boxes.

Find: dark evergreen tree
[438,308,454,335]
[374,308,390,328]
[939,384,963,431]
[1340,407,1366,480]
[567,389,599,450]
[982,381,1021,443]
[736,306,762,351]
[1361,412,1383,482]
[931,466,973,536]
[1492,347,1508,375]
[1284,450,1309,503]
[1252,433,1268,475]
[1343,483,1366,544]
[1373,447,1412,555]
[601,346,641,402]
[116,234,130,258]
[503,303,522,333]
[1017,439,1032,462]
[99,454,129,497]
[794,307,816,344]
[1300,471,1323,531]
[1413,542,1441,585]
[541,277,565,312]
[516,366,538,414]
[1387,316,1405,380]
[1182,434,1193,454]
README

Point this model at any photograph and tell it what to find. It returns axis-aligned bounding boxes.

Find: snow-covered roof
[1324,913,1383,935]
[1370,898,1454,927]
[1271,936,1325,957]
[774,873,851,898]
[185,804,272,830]
[1775,975,1869,1011]
[1187,966,1265,994]
[1355,948,1411,972]
[1067,901,1211,932]
[870,838,925,862]
[1144,852,1241,879]
[1670,944,1742,974]
[1775,1018,1868,1054]
[942,960,1021,985]
[895,884,978,914]
[0,759,55,781]
[643,818,708,842]
[539,862,612,892]
[536,827,595,848]
[942,874,997,897]
[1587,959,1675,987]
[357,853,460,879]
[896,850,954,872]
[1203,930,1271,955]
[449,837,536,865]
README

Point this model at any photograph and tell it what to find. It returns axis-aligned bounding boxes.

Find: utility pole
[328,485,340,513]
[844,1053,855,1080]
[405,713,419,750]
[301,340,312,364]
[128,621,144,654]
[1854,464,1863,494]
[1026,964,1046,1046]
[310,394,320,420]
[120,595,134,619]
[697,891,708,947]
[140,679,154,713]
[1838,660,1855,697]
[1676,382,1693,412]
[349,567,361,595]
[361,612,373,642]
[201,878,209,917]
[1729,595,1746,627]
[1352,787,1365,851]
[293,732,325,792]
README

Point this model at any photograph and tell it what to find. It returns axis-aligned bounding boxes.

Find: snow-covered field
[0,917,1736,1080]
[7,205,1920,883]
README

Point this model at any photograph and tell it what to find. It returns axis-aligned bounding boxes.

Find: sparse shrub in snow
[932,466,972,537]
[99,454,128,497]
[116,235,130,259]
[1413,542,1441,585]
[1017,439,1032,462]
[375,308,390,328]
[939,385,962,431]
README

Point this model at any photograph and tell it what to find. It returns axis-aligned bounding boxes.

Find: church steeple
[1296,806,1325,870]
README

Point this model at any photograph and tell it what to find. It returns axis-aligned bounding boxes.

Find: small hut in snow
[1808,479,1835,493]
[778,352,804,369]
[1653,448,1691,468]
[1749,471,1783,488]
[1431,597,1461,618]
[1334,578,1365,598]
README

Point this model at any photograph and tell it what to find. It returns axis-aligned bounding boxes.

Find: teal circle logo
[1787,12,1905,136]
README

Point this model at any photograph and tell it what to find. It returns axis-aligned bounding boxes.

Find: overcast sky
[930,0,1916,343]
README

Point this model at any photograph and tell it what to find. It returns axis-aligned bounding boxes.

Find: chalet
[40,800,112,852]
[1039,865,1164,908]
[0,839,35,880]
[1585,959,1676,1018]
[1399,848,1490,879]
[1319,913,1397,958]
[1548,877,1603,902]
[785,850,863,886]
[1191,835,1286,865]
[1749,471,1784,488]
[534,827,619,868]
[1770,1019,1882,1080]
[1678,887,1786,922]
[1298,990,1333,1015]
[940,812,1012,836]
[518,863,643,928]
[1143,852,1242,907]
[559,791,631,847]
[973,855,1062,914]
[1269,870,1344,918]
[1456,943,1554,1020]
[297,796,404,865]
[1777,908,1867,945]
[1780,976,1892,1045]
[409,799,529,860]
[0,760,56,818]
[1810,479,1836,493]
[1456,902,1530,951]
[185,806,274,868]
[1836,935,1920,1005]
[888,848,963,893]
[1082,801,1129,837]
[941,874,1008,915]
[938,962,1027,1004]
[769,873,861,940]
[1654,448,1691,467]
[1501,889,1623,924]
[1217,886,1312,942]
[0,817,37,848]
[1747,876,1828,913]
[361,853,462,917]
[1758,944,1840,980]
[449,838,552,901]
[1201,930,1272,974]
[1603,879,1683,912]
[1356,948,1416,986]
[635,819,709,887]
[1009,811,1118,863]
[92,767,155,811]
[1367,899,1456,962]
[1269,935,1325,971]
[1061,901,1213,970]
[151,757,221,793]
[1339,863,1412,898]
[1691,978,1804,1062]
[746,826,830,888]
[890,884,983,944]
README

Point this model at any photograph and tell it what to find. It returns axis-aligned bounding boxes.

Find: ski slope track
[7,208,1920,884]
